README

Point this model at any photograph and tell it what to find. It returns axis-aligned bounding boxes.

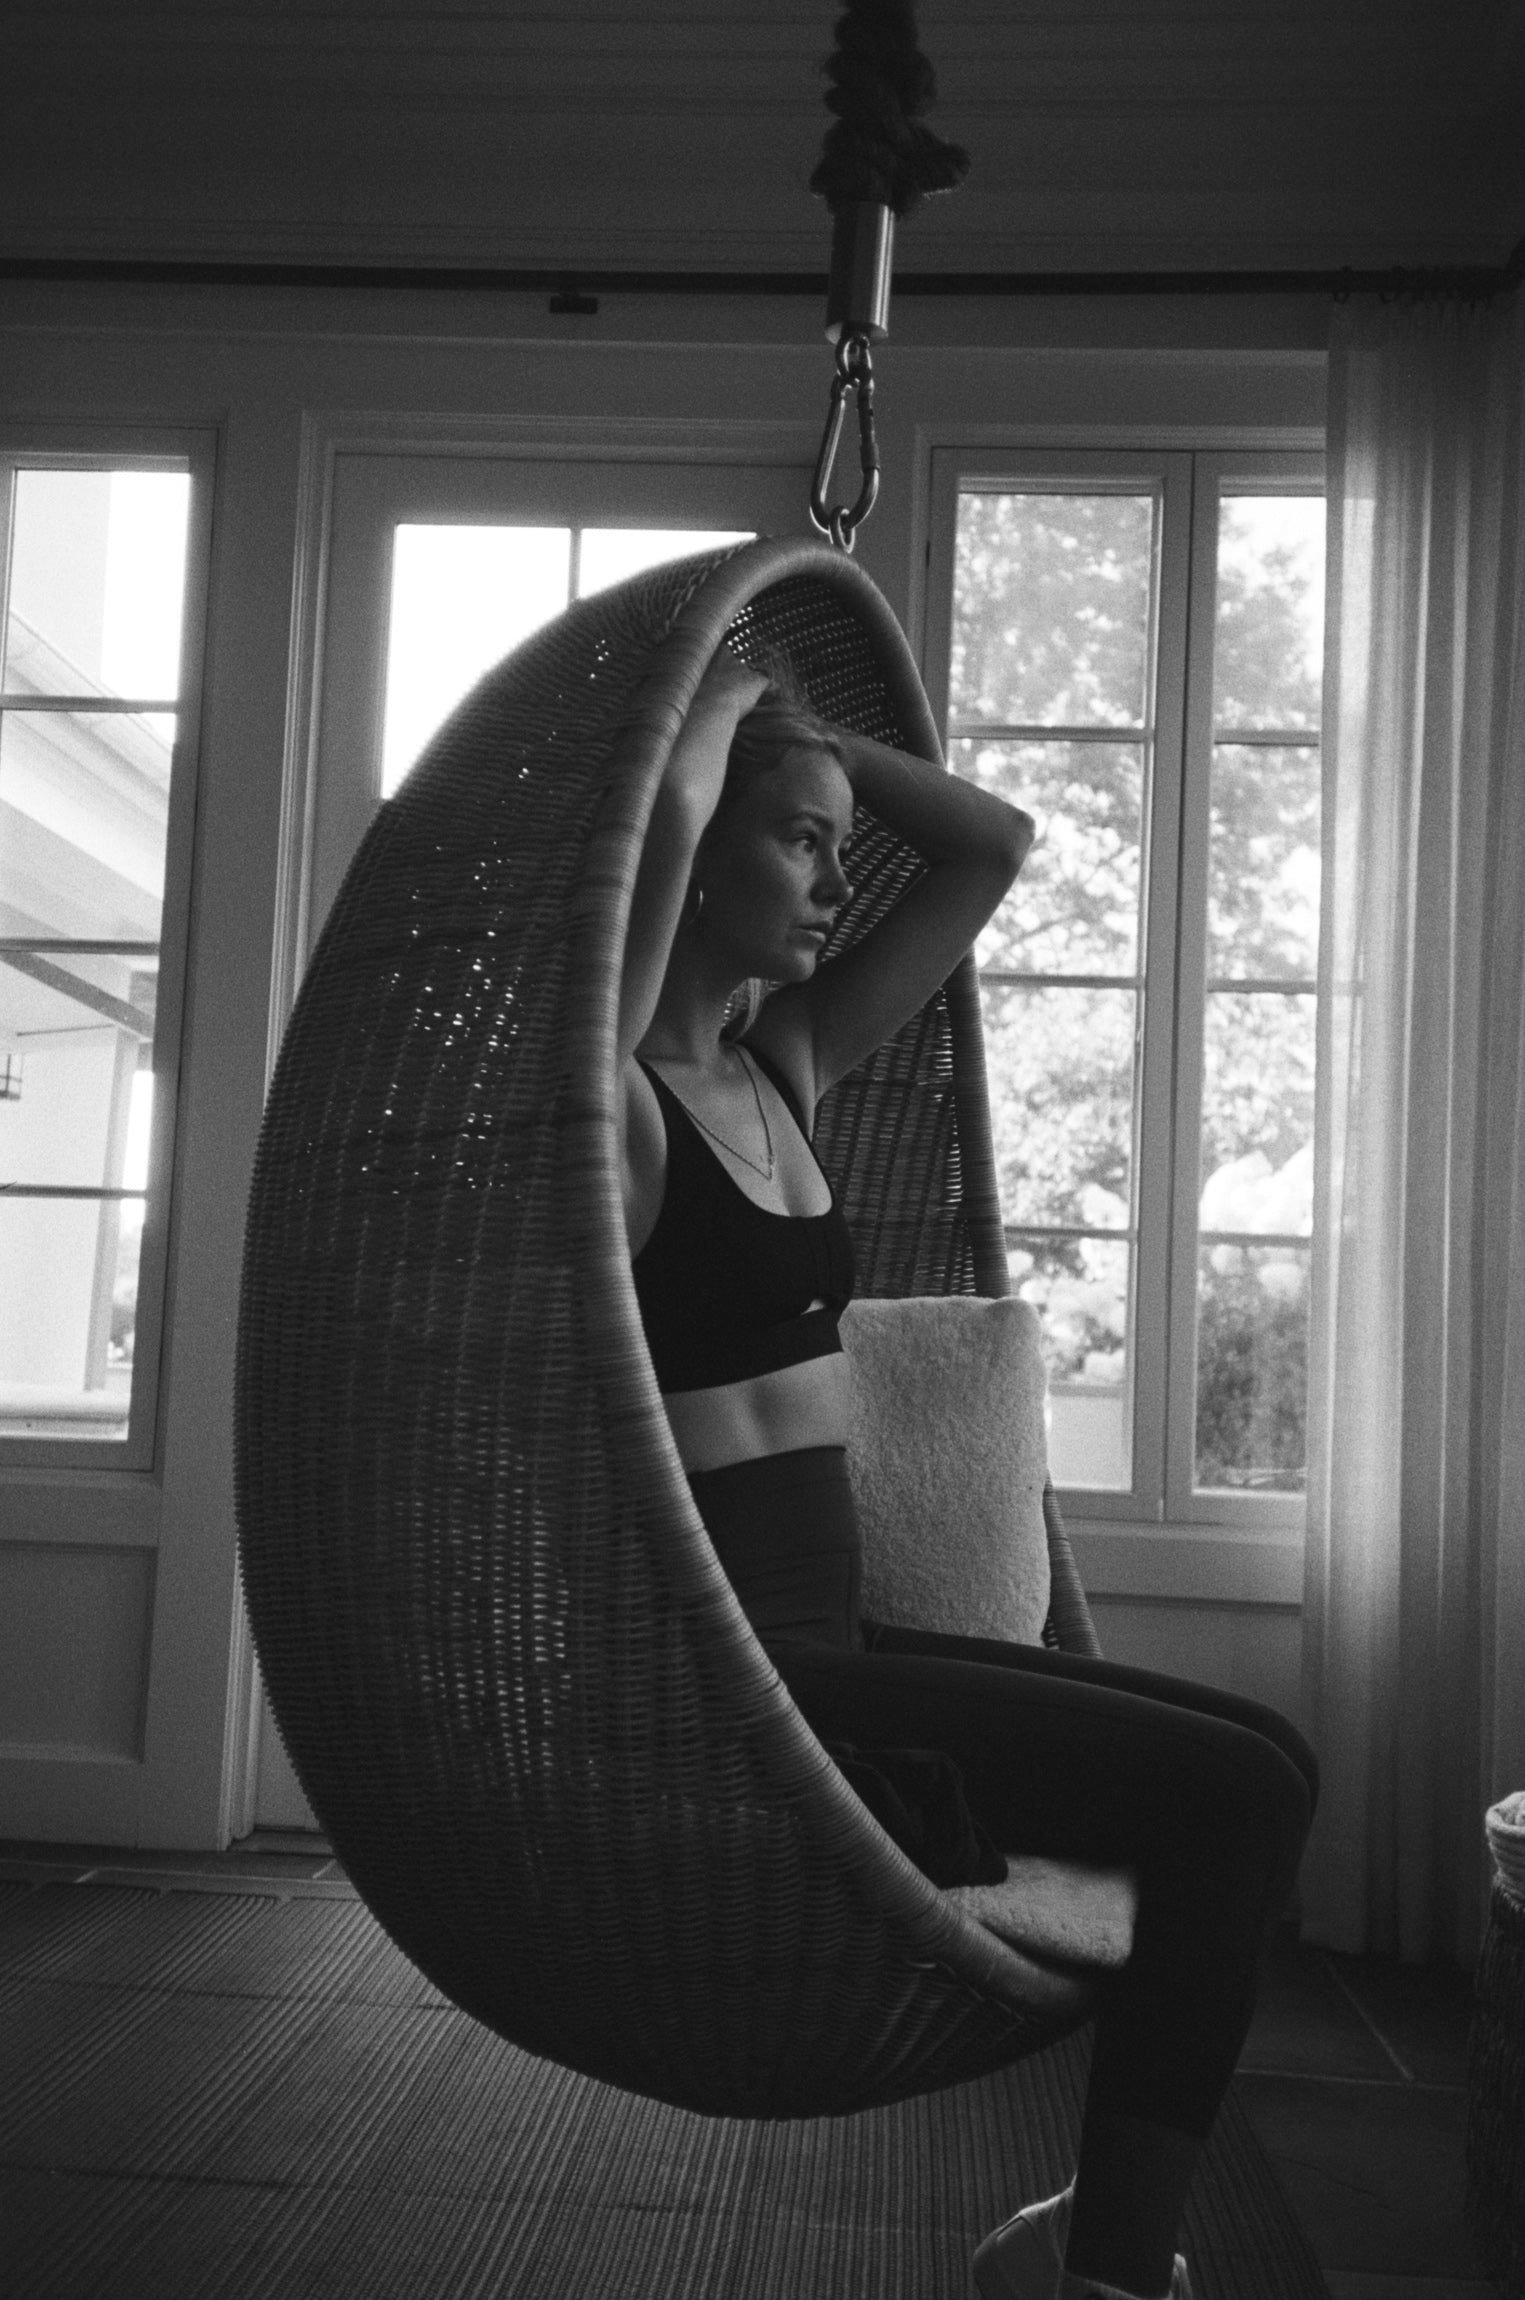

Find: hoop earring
[685,883,705,927]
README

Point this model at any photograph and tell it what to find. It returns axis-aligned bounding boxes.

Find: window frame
[0,428,213,1472]
[923,443,1324,1536]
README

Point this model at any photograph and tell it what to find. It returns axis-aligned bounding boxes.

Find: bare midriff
[662,1350,852,1476]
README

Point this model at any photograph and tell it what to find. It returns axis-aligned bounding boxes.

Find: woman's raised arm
[751,730,1034,1102]
[616,651,767,1071]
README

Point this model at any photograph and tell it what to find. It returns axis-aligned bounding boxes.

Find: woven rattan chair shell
[237,537,1103,2118]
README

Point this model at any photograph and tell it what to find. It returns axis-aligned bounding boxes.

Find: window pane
[0,459,188,1454]
[0,1192,144,1439]
[578,529,751,599]
[0,462,187,1454]
[0,710,171,940]
[1208,744,1320,981]
[950,492,1155,728]
[380,526,759,797]
[0,950,153,1185]
[382,526,572,795]
[1196,1241,1309,1491]
[4,469,190,701]
[982,983,1136,1231]
[1213,496,1325,732]
[1009,1231,1132,1489]
[953,738,1145,975]
[1199,991,1314,1221]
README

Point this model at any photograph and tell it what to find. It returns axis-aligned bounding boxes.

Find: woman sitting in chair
[618,648,1318,2300]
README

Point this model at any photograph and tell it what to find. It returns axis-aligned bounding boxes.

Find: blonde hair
[718,665,845,805]
[721,977,767,1042]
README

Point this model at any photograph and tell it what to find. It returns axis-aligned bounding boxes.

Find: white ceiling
[2,3,1521,275]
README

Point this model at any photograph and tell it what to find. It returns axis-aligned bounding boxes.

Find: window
[926,451,1324,1528]
[302,444,805,986]
[382,524,750,794]
[0,451,203,1457]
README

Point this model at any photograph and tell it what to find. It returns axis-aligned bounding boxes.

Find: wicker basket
[1487,1793,1525,1908]
[236,537,1108,2118]
[1468,1795,1525,2292]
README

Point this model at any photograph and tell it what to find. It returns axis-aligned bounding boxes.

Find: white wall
[0,278,1327,1844]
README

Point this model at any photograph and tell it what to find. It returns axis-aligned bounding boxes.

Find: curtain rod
[2,243,1521,301]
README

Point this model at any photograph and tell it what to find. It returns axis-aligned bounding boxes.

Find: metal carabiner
[809,331,881,552]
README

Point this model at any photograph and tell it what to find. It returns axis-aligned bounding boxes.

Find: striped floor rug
[0,1882,1328,2299]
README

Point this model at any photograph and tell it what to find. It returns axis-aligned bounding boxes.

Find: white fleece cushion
[839,1295,1050,1646]
[946,1856,1138,1971]
[839,1297,1137,1972]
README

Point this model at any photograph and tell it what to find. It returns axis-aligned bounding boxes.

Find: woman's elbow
[997,805,1037,881]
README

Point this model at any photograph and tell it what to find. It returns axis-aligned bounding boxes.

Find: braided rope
[810,0,970,218]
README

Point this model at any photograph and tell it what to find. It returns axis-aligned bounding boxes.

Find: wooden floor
[1234,1923,1491,2300]
[0,1831,1492,2299]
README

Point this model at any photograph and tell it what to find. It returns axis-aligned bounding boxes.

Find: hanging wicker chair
[236,536,1113,2119]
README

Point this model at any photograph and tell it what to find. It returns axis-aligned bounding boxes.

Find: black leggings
[692,1446,1319,2141]
[776,1623,1317,2138]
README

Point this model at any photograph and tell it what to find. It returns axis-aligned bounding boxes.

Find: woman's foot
[1057,2262,1194,2300]
[972,2186,1072,2300]
[972,2187,1193,2300]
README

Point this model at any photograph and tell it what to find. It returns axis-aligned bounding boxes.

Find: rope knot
[809,0,970,219]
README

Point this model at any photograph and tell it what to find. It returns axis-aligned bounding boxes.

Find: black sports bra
[631,1042,857,1395]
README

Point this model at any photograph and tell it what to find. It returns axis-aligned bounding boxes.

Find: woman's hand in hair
[693,645,769,724]
[662,648,769,820]
[616,649,766,1074]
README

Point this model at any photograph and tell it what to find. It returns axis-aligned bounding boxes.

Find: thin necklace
[653,1046,776,1182]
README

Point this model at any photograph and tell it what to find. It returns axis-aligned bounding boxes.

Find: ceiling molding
[2,226,1516,277]
[2,3,1519,279]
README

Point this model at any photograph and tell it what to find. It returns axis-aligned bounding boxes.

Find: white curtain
[1303,291,1525,1962]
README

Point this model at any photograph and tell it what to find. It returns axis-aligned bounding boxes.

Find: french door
[253,442,810,1827]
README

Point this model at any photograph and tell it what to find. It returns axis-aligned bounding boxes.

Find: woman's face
[695,745,855,982]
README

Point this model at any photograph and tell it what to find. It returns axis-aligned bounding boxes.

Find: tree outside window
[934,455,1324,1521]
